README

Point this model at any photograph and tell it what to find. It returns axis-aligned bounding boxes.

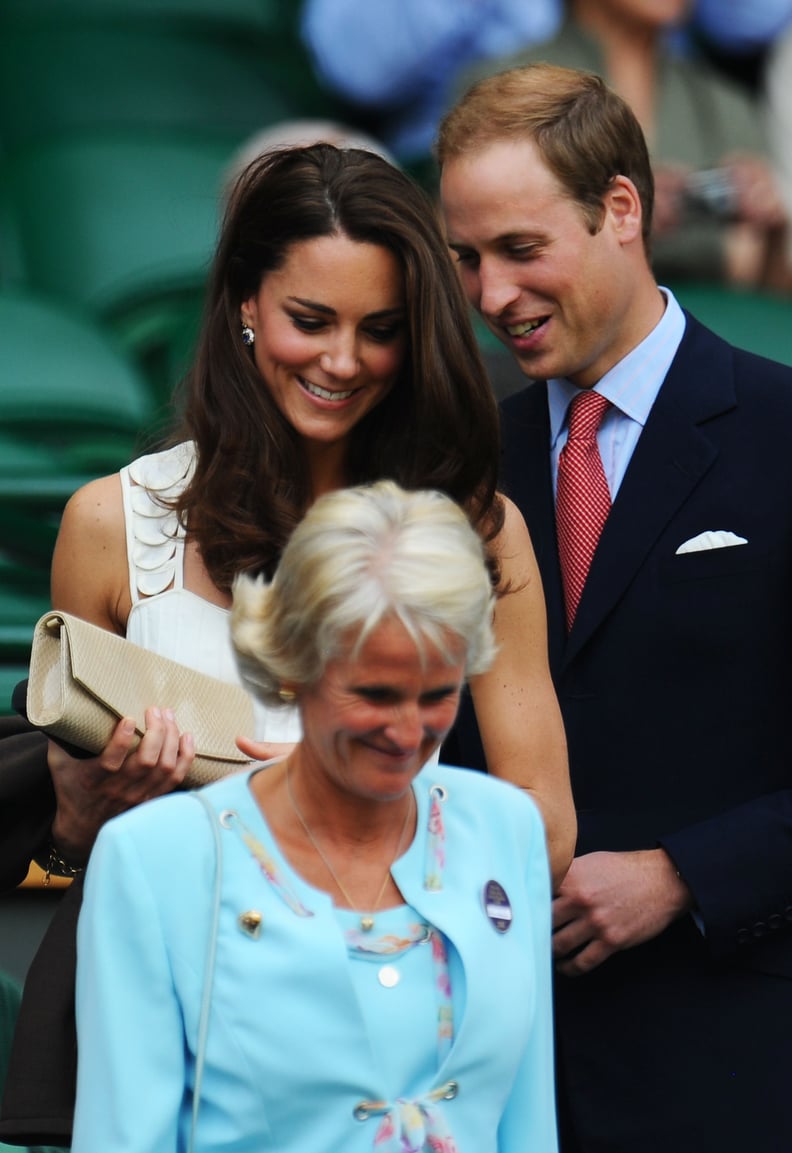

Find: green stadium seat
[0,135,237,405]
[668,281,792,367]
[0,577,45,669]
[0,290,153,471]
[0,0,351,397]
[0,291,152,631]
[0,540,52,710]
[0,5,331,152]
[2,136,229,320]
[0,664,29,716]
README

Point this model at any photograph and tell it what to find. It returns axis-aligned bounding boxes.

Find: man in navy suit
[437,62,792,1152]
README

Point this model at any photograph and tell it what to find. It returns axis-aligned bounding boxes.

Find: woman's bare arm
[469,496,575,890]
[44,475,193,862]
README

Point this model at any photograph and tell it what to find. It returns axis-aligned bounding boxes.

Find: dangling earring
[241,323,255,346]
[278,687,297,703]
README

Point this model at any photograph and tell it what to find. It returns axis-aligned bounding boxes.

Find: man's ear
[606,174,643,244]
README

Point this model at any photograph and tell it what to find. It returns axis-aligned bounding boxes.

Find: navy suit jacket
[451,314,792,1151]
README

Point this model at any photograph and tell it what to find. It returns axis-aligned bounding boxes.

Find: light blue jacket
[73,766,557,1152]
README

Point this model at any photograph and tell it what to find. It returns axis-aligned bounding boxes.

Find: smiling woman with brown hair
[44,144,570,870]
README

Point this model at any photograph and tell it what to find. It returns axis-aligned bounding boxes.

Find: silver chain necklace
[285,762,414,933]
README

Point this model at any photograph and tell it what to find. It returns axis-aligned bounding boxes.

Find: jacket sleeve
[659,789,792,961]
[71,818,187,1153]
[497,802,559,1152]
[0,719,53,891]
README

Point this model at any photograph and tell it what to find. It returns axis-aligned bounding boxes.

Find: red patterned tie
[556,390,612,630]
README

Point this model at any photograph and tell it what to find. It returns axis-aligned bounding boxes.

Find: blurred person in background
[221,115,396,202]
[764,21,792,263]
[301,0,792,186]
[689,0,792,89]
[301,0,562,181]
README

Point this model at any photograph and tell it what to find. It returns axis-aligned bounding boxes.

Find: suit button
[752,922,768,938]
[768,914,783,930]
[736,928,751,945]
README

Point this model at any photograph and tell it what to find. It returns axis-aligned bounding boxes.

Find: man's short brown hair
[436,63,655,251]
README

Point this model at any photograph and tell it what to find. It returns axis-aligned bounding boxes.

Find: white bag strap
[188,791,224,1153]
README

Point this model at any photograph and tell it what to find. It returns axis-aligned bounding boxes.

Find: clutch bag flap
[26,611,254,784]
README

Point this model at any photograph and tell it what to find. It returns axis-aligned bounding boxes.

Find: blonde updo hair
[231,480,497,706]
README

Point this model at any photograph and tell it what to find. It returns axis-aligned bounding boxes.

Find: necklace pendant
[360,914,375,932]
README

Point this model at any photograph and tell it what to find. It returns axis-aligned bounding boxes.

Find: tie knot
[566,390,611,442]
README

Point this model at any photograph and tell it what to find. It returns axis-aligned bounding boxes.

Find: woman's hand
[235,734,296,763]
[48,707,194,862]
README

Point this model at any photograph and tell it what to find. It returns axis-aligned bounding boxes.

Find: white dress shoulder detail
[121,442,195,601]
[119,442,302,744]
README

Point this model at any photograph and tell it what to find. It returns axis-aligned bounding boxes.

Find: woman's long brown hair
[171,144,503,589]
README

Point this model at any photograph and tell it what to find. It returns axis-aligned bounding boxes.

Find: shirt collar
[548,288,686,448]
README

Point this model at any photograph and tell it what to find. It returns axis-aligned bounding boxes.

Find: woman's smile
[291,617,466,806]
[242,232,407,453]
[296,373,364,404]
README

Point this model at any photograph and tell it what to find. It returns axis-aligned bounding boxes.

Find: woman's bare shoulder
[51,472,130,631]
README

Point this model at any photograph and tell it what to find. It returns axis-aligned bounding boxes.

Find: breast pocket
[665,542,765,583]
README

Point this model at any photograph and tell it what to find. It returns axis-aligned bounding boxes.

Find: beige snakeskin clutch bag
[25,611,254,786]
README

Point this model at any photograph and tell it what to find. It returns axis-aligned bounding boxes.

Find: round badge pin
[483,879,513,933]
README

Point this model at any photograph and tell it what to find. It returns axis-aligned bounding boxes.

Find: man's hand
[48,707,195,862]
[551,849,694,978]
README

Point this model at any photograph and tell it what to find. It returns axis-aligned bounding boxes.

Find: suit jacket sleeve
[659,790,792,961]
[0,718,53,891]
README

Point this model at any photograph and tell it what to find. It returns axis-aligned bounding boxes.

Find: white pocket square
[675,530,748,555]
